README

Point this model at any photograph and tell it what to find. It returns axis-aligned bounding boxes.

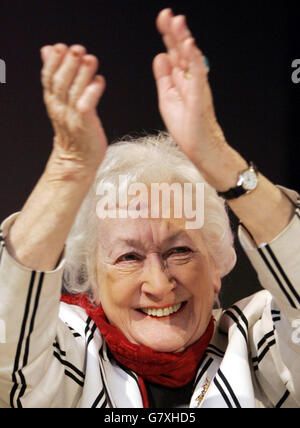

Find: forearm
[5,151,98,271]
[197,143,294,246]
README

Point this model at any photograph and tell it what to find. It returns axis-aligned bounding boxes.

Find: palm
[159,74,214,143]
[153,10,225,163]
[46,94,105,154]
[41,44,107,167]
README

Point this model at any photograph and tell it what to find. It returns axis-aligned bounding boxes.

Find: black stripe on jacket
[213,369,242,408]
[252,329,276,371]
[91,386,107,408]
[193,356,214,390]
[91,364,109,408]
[10,272,44,408]
[53,347,85,387]
[275,390,290,408]
[224,308,248,343]
[257,245,300,309]
[83,319,110,408]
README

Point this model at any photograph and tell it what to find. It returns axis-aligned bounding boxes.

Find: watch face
[241,170,258,191]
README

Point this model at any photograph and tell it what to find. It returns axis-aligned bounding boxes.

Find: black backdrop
[0,0,299,307]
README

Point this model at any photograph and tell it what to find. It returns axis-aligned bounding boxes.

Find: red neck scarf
[61,294,214,389]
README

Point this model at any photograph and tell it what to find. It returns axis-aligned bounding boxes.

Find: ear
[209,256,222,294]
[213,275,221,294]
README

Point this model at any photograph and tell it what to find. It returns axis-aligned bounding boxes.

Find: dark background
[0,0,299,307]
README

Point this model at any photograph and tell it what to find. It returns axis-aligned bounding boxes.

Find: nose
[141,254,176,300]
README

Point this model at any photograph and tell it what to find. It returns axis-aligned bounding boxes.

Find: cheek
[97,265,140,309]
[172,258,216,299]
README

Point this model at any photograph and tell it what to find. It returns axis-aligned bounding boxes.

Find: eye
[116,252,143,263]
[164,246,193,259]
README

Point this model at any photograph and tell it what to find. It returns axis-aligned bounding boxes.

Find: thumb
[152,53,173,96]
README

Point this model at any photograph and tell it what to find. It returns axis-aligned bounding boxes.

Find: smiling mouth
[137,301,187,318]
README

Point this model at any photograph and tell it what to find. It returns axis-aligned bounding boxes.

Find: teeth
[141,303,182,317]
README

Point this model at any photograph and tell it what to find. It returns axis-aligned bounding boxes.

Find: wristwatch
[217,162,259,200]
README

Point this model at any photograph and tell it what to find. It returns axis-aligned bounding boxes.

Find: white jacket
[0,187,300,408]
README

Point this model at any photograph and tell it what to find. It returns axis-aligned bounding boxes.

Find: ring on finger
[184,69,192,79]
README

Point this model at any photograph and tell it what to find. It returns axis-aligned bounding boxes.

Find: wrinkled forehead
[97,216,204,254]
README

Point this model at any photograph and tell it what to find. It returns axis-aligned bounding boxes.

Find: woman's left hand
[153,9,228,168]
[153,9,295,246]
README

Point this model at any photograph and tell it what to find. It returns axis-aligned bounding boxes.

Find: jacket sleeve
[0,214,82,408]
[238,186,300,406]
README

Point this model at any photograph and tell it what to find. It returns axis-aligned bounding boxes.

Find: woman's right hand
[5,44,108,271]
[41,43,107,177]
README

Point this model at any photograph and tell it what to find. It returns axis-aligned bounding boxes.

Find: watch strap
[217,185,248,200]
[217,161,258,200]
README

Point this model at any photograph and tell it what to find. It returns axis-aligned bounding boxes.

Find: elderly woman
[0,9,299,408]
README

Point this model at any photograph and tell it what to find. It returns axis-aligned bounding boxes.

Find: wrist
[194,143,248,191]
[44,147,100,184]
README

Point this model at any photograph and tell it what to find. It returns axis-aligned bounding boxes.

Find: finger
[76,75,106,114]
[69,54,99,107]
[170,17,209,76]
[41,43,68,92]
[156,8,174,37]
[156,9,179,66]
[171,15,192,45]
[163,35,180,67]
[171,66,188,99]
[40,45,53,63]
[182,37,208,78]
[152,53,174,96]
[170,15,193,69]
[52,45,86,103]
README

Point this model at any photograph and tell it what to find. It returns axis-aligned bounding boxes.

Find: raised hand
[6,45,109,270]
[41,44,107,174]
[153,9,227,167]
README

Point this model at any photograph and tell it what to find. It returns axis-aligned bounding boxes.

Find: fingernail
[82,56,91,65]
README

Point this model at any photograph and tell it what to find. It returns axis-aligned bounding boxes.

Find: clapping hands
[40,9,228,177]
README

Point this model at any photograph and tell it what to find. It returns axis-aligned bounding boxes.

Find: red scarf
[61,294,214,391]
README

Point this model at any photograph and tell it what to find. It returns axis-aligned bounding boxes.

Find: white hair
[63,132,237,304]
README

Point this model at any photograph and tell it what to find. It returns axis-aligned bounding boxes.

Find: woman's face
[96,216,221,353]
